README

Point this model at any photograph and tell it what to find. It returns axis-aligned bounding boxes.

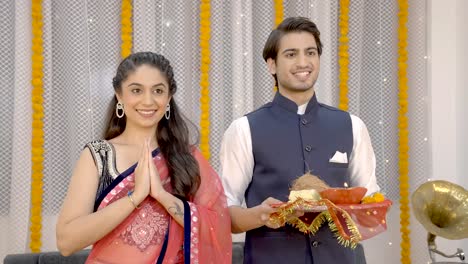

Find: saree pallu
[86,149,232,264]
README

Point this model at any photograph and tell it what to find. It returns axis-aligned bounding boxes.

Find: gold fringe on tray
[289,210,328,235]
[270,198,362,248]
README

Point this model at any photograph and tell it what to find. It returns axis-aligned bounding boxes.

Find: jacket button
[311,241,319,247]
[301,118,308,125]
[305,145,312,152]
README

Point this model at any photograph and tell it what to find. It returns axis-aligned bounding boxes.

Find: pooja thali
[268,187,393,248]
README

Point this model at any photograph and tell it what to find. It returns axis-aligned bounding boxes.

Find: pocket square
[329,151,348,163]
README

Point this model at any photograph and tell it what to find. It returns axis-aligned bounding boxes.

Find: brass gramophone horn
[412,180,468,262]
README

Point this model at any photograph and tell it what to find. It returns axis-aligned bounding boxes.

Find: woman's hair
[104,52,200,199]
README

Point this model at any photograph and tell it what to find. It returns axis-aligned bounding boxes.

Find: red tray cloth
[269,198,393,248]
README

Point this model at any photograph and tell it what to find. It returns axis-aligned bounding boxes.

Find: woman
[56,52,232,263]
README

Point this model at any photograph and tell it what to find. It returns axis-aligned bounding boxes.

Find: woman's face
[116,64,171,130]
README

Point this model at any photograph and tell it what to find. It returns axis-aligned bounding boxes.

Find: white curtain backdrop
[1,0,431,263]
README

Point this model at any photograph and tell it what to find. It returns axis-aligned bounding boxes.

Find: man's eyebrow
[281,47,318,54]
[281,48,298,54]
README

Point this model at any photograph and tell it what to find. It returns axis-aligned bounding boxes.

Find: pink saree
[85,148,232,264]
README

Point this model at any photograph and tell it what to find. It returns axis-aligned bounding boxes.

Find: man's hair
[262,17,323,62]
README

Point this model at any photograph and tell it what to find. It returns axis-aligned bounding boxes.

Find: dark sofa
[3,243,244,264]
[4,242,366,263]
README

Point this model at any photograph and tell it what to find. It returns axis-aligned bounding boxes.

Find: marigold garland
[398,0,411,263]
[199,0,211,160]
[30,0,44,252]
[338,0,350,111]
[274,0,283,27]
[271,0,283,92]
[120,0,133,58]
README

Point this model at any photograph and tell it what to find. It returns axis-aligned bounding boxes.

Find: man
[220,17,380,263]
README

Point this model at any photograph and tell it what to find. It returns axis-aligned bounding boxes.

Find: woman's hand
[148,142,168,200]
[131,139,151,205]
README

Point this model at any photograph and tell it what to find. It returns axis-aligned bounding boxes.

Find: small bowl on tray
[319,186,367,204]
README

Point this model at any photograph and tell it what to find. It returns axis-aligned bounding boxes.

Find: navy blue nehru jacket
[243,92,357,264]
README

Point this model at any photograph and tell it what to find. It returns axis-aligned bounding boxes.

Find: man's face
[267,32,320,94]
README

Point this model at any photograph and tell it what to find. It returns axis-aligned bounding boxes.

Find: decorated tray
[268,193,392,248]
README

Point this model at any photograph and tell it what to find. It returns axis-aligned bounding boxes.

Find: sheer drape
[1,0,32,261]
[1,1,429,262]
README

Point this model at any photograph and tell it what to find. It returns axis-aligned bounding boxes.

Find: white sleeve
[348,115,380,195]
[219,116,254,207]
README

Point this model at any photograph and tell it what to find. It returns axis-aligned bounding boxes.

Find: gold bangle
[127,191,141,209]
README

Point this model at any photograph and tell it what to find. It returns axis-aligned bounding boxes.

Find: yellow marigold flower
[361,196,374,204]
[373,192,385,202]
[361,192,385,204]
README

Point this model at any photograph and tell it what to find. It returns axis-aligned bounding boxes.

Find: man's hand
[257,197,283,229]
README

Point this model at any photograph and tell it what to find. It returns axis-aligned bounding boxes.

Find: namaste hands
[131,138,168,206]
